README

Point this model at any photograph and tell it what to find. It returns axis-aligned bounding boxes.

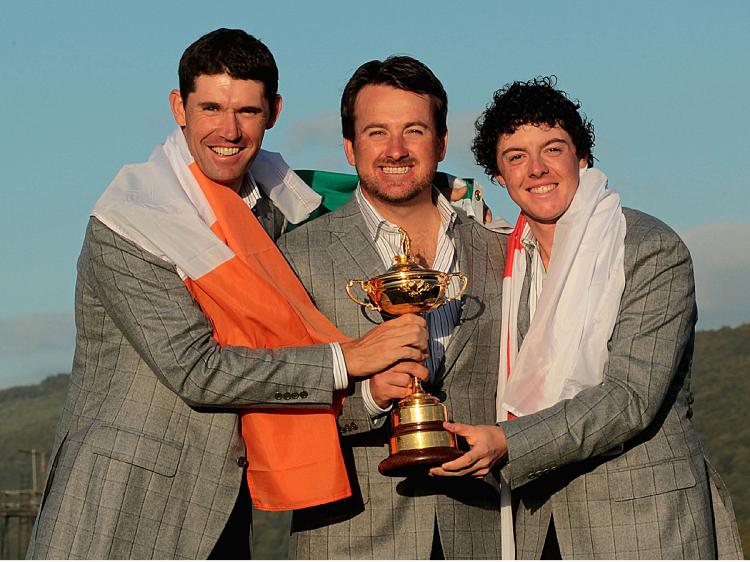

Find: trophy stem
[412,376,424,394]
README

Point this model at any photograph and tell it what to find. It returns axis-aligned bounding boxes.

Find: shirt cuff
[363,378,393,418]
[330,343,349,391]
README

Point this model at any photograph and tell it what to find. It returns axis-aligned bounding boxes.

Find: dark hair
[341,55,447,141]
[472,76,595,178]
[178,28,278,106]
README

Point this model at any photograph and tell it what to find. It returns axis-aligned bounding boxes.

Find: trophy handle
[346,280,381,311]
[442,273,468,303]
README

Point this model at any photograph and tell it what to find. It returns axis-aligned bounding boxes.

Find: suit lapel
[440,217,489,379]
[326,197,386,310]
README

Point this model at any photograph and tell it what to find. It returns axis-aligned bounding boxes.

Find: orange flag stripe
[184,162,351,510]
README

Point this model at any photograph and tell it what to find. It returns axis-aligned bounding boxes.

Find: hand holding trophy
[346,228,468,477]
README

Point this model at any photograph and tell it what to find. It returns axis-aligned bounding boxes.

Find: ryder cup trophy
[346,229,468,476]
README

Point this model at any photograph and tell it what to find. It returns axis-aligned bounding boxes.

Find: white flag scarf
[491,167,626,559]
[93,128,322,280]
[497,167,626,417]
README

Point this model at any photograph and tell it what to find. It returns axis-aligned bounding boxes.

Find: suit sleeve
[277,230,388,434]
[83,218,335,409]
[500,218,697,489]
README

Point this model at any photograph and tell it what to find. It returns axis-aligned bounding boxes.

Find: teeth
[211,147,241,156]
[382,166,410,174]
[529,184,556,194]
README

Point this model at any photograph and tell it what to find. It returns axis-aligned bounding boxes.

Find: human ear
[266,95,283,130]
[169,89,186,127]
[343,137,357,167]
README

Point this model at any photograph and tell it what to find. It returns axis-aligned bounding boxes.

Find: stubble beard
[358,163,437,205]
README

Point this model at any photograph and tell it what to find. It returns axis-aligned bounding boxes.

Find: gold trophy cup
[346,229,468,476]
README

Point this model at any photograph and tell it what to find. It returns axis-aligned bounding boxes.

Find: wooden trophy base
[378,446,463,477]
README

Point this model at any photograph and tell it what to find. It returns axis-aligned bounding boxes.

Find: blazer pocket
[608,457,696,501]
[89,424,182,477]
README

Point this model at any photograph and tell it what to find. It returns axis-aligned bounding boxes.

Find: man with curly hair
[429,77,743,559]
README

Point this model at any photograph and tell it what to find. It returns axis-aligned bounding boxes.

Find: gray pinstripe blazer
[277,197,508,560]
[501,208,743,559]
[27,197,338,559]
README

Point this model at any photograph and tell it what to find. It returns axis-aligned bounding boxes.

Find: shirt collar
[238,173,263,210]
[355,184,457,244]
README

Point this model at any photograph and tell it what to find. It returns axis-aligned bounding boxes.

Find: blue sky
[1,0,749,388]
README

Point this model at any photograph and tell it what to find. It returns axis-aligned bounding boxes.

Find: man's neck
[362,187,442,268]
[526,219,556,270]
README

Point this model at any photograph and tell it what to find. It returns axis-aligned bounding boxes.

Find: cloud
[0,313,75,389]
[445,110,482,170]
[282,112,348,171]
[678,222,750,329]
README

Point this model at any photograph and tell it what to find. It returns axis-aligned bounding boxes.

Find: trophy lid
[372,229,443,283]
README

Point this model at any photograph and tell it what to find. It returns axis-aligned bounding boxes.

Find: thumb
[443,421,471,437]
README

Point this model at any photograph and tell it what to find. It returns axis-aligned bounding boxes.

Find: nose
[218,111,241,142]
[385,134,408,161]
[528,152,548,177]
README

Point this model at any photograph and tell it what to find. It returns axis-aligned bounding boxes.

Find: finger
[374,369,415,385]
[378,323,428,354]
[394,313,428,328]
[393,361,429,381]
[390,346,428,363]
[437,451,482,475]
[443,421,472,437]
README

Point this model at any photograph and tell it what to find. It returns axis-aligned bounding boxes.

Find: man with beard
[277,56,507,559]
[27,30,429,559]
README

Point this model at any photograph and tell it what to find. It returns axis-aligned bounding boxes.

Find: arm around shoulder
[83,218,336,409]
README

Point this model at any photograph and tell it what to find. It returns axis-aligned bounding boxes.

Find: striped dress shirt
[354,185,461,416]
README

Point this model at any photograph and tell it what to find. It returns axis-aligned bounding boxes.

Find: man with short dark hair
[27,29,428,559]
[279,56,506,560]
[431,76,743,559]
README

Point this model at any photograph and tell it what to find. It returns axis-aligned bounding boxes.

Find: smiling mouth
[381,166,411,174]
[529,184,557,194]
[210,146,243,156]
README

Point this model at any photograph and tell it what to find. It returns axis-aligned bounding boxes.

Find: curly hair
[472,76,594,178]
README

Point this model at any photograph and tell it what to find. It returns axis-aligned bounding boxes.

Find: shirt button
[236,456,248,468]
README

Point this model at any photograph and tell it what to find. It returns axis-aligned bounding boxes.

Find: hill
[0,373,69,491]
[1,324,747,558]
[691,323,750,555]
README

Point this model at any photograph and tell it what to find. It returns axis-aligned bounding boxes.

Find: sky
[1,0,749,388]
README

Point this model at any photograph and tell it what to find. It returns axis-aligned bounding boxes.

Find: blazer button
[236,456,249,468]
[300,391,308,399]
[283,392,291,400]
[351,422,358,430]
[274,392,283,400]
[687,393,695,405]
[686,407,694,419]
[291,392,299,399]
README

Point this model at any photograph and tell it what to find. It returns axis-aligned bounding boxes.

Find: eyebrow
[361,120,432,132]
[197,101,263,112]
[500,137,570,156]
